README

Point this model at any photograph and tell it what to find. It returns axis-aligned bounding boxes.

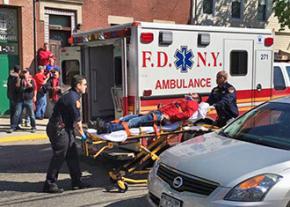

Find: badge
[228,87,235,93]
[76,100,81,109]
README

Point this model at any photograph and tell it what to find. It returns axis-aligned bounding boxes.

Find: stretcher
[82,119,219,193]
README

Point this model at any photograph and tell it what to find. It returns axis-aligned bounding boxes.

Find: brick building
[0,0,34,115]
[82,0,191,29]
[0,0,191,115]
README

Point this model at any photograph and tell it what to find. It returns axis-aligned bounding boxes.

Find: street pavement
[0,118,150,206]
[0,117,48,143]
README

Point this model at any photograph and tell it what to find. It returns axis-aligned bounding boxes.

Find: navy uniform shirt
[51,89,81,129]
[207,82,239,121]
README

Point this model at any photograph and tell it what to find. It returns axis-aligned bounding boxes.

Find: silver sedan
[148,96,290,207]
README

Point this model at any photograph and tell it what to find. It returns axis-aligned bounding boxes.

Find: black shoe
[7,128,16,133]
[43,183,64,194]
[94,118,110,134]
[72,182,91,190]
[88,120,97,128]
[96,118,107,129]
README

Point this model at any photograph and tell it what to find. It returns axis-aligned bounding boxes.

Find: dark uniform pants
[45,122,81,186]
[215,105,229,127]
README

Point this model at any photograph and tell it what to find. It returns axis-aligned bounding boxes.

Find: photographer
[47,68,61,104]
[34,66,50,120]
[8,69,37,133]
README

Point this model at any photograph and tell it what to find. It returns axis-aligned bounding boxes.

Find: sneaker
[88,120,97,128]
[31,128,36,133]
[43,183,64,194]
[96,117,107,129]
[25,122,31,127]
[72,182,91,190]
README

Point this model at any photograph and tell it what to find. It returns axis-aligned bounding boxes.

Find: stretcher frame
[82,123,219,193]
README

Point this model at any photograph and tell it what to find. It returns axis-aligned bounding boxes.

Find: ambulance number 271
[260,54,269,60]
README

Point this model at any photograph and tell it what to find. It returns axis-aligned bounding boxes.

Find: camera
[50,71,56,77]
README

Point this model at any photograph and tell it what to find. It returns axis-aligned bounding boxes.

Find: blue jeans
[35,93,47,119]
[109,110,163,132]
[11,100,36,129]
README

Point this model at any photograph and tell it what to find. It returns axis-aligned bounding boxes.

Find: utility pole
[33,0,37,73]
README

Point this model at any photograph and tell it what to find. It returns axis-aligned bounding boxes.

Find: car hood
[159,132,290,187]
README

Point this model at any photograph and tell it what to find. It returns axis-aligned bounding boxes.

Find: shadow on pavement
[0,142,125,193]
[104,195,149,207]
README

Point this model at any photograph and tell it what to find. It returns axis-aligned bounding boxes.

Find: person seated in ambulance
[207,71,239,127]
[95,95,199,134]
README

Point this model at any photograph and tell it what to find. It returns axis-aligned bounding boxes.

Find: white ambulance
[70,21,275,121]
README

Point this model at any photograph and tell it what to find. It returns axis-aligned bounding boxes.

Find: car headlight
[224,174,282,202]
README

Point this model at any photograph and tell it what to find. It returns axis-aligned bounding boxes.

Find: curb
[0,134,48,143]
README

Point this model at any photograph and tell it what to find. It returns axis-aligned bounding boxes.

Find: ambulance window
[230,50,247,76]
[285,66,290,81]
[61,60,80,85]
[274,66,286,90]
[232,0,241,19]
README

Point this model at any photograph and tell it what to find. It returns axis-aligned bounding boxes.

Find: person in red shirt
[34,66,49,119]
[47,69,61,103]
[96,96,199,134]
[38,42,54,66]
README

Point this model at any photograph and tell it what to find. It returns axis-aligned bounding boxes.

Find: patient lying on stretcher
[94,93,209,135]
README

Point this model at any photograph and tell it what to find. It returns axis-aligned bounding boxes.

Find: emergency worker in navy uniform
[43,75,88,193]
[207,71,239,127]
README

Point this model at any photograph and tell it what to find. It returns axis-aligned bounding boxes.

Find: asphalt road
[0,139,150,207]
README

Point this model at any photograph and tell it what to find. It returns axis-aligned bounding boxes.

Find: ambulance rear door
[85,37,128,120]
[224,39,254,111]
[254,49,273,105]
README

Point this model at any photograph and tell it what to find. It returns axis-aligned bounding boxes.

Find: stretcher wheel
[116,180,128,193]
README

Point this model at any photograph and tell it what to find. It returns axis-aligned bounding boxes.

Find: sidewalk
[0,117,48,143]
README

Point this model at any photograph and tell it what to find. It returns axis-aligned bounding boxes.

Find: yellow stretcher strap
[122,122,131,136]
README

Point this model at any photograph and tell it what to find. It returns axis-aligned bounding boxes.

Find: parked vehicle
[70,22,274,121]
[273,62,290,98]
[148,96,290,207]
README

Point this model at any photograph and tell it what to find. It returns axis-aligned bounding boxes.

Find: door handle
[256,83,262,91]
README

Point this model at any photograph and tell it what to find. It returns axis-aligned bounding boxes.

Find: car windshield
[221,102,290,150]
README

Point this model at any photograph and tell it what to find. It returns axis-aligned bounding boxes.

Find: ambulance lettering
[155,78,211,90]
[141,46,222,70]
[142,51,169,68]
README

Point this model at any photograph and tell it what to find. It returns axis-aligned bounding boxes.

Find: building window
[45,9,76,46]
[49,15,72,47]
[257,0,267,21]
[203,0,214,14]
[232,0,241,19]
[230,50,248,76]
